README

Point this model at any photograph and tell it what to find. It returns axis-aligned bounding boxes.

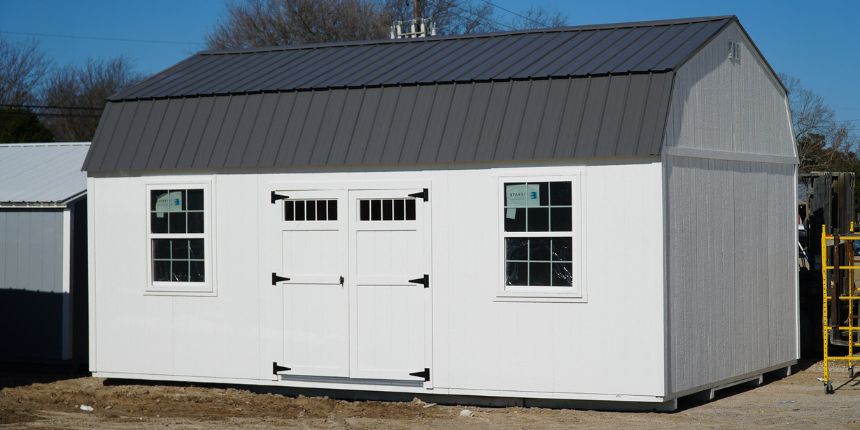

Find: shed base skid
[93,372,676,411]
[91,364,801,413]
[675,361,795,403]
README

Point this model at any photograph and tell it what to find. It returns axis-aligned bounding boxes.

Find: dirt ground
[1,361,858,429]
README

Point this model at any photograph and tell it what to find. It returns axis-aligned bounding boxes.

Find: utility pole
[414,0,421,23]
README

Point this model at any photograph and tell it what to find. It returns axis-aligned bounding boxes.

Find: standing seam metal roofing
[85,16,761,173]
[111,16,734,100]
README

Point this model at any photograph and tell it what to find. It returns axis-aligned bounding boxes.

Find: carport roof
[0,142,89,206]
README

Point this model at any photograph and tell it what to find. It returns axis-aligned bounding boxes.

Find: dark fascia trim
[197,15,736,56]
[107,70,675,103]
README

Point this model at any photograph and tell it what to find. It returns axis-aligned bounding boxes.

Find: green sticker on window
[155,191,183,214]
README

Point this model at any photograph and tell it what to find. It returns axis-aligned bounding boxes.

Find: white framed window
[497,175,585,301]
[145,182,214,295]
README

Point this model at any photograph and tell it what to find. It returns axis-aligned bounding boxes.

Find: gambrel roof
[84,16,755,172]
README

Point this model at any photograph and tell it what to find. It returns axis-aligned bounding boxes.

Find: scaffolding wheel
[825,381,834,394]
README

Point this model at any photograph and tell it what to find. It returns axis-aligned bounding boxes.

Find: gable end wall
[663,22,799,396]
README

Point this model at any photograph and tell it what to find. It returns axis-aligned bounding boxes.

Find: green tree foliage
[0,108,53,143]
[206,0,567,49]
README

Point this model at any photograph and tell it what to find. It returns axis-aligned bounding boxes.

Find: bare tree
[206,0,567,50]
[41,57,142,141]
[781,73,858,172]
[0,36,50,106]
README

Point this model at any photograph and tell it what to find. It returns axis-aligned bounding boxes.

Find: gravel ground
[1,360,858,429]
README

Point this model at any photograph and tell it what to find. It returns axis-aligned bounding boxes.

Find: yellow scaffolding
[821,223,860,393]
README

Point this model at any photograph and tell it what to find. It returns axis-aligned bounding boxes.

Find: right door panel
[348,190,431,381]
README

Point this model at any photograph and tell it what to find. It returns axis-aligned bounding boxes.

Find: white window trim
[495,174,587,303]
[144,180,216,296]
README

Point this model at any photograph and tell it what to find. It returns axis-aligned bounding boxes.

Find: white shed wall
[663,22,799,395]
[89,160,667,401]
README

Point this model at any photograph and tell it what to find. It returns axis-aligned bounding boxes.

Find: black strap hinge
[272,273,290,285]
[271,192,289,204]
[408,274,429,288]
[273,362,291,375]
[409,368,430,381]
[408,188,429,202]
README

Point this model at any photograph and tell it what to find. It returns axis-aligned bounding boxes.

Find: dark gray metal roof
[113,16,732,101]
[85,16,736,173]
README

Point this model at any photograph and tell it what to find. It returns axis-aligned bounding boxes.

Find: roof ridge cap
[199,15,737,56]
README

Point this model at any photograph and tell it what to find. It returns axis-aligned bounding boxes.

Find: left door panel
[273,190,349,377]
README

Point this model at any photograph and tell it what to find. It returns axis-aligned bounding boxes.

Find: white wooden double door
[270,187,431,382]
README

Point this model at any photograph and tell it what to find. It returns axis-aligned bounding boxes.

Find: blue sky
[1,0,857,127]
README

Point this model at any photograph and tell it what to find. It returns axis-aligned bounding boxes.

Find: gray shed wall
[665,157,797,395]
[0,209,67,361]
[663,22,798,396]
[0,210,64,293]
[664,23,795,158]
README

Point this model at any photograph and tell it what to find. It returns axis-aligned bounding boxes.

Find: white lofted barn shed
[83,16,797,410]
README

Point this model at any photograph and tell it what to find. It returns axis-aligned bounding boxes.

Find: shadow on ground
[0,361,88,389]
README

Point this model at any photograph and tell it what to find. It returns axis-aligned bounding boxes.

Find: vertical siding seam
[321,90,349,164]
[546,79,572,159]
[266,93,299,167]
[632,74,654,154]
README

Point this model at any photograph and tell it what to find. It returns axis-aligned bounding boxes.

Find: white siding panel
[91,160,666,399]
